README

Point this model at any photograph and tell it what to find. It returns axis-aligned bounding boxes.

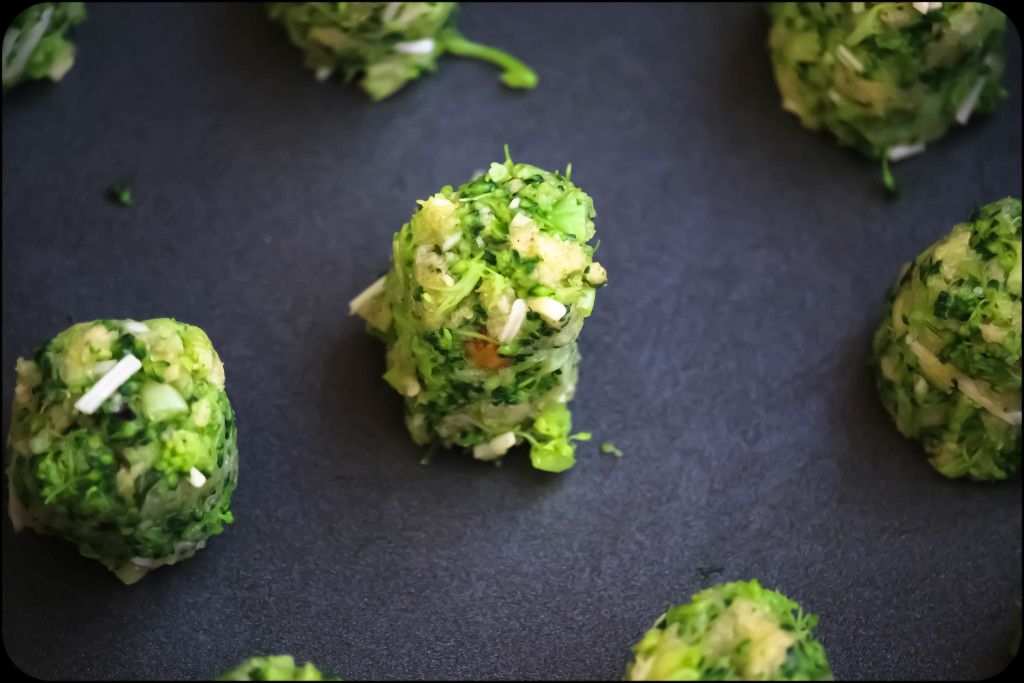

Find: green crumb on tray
[600,441,623,457]
[265,2,537,101]
[108,181,132,206]
[5,318,238,584]
[351,146,606,472]
[625,580,833,681]
[217,656,340,681]
[872,198,1022,481]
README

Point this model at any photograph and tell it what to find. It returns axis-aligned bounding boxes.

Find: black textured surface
[2,2,1022,680]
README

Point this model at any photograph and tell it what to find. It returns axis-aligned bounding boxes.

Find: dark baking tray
[3,3,1021,680]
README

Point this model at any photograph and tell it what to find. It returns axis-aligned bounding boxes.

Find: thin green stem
[881,154,898,198]
[443,33,538,89]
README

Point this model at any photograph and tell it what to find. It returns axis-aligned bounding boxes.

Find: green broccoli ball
[768,2,1007,161]
[2,2,86,92]
[625,580,833,681]
[265,2,537,101]
[873,198,1022,480]
[351,148,606,472]
[5,318,238,584]
[217,656,340,681]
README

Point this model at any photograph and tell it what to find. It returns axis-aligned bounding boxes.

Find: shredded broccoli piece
[2,2,86,91]
[265,2,537,101]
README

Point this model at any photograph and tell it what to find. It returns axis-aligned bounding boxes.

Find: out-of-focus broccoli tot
[768,3,1007,161]
[5,318,238,584]
[351,146,606,472]
[265,2,537,101]
[217,656,340,681]
[873,198,1022,481]
[2,2,86,91]
[625,580,833,681]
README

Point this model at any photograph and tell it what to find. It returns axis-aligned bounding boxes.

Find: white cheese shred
[394,39,435,55]
[955,77,986,125]
[122,320,149,334]
[955,376,1022,426]
[381,2,402,23]
[349,276,387,316]
[188,467,207,488]
[473,432,517,461]
[527,297,568,326]
[887,143,926,162]
[835,44,864,74]
[498,299,528,342]
[442,233,461,252]
[2,6,51,85]
[74,354,142,415]
[907,340,1021,426]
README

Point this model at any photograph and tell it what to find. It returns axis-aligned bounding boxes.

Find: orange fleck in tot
[465,328,512,371]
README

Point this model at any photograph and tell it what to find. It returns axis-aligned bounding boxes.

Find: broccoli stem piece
[881,155,898,198]
[442,33,537,89]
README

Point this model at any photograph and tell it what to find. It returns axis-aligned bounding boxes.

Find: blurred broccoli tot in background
[5,319,238,584]
[873,198,1022,480]
[2,2,86,91]
[768,3,1007,162]
[217,656,340,681]
[265,2,536,101]
[625,580,833,681]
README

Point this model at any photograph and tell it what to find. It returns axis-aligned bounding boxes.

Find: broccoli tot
[217,656,340,681]
[768,3,1007,161]
[625,580,833,681]
[265,2,536,101]
[351,147,606,472]
[872,198,1022,481]
[2,2,86,92]
[5,318,238,584]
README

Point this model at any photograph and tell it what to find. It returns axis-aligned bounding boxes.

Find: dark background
[2,3,1021,680]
